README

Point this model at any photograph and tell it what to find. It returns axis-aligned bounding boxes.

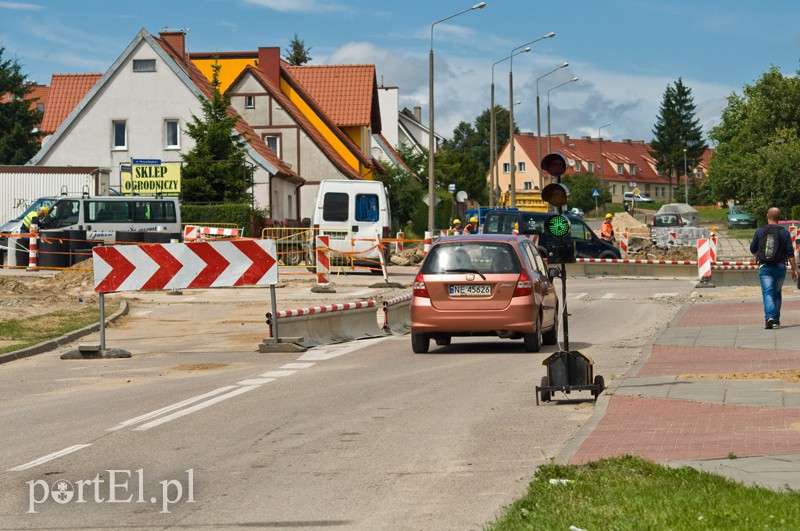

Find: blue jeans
[758,264,786,321]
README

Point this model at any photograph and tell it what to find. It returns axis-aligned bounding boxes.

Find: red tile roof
[40,74,101,134]
[285,65,380,130]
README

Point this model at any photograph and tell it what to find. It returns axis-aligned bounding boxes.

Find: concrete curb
[0,300,129,365]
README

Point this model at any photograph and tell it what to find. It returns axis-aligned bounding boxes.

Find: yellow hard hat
[605,213,613,219]
[453,218,461,224]
[39,206,49,216]
[470,216,478,223]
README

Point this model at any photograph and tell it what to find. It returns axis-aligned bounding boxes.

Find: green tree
[649,78,707,202]
[563,173,606,213]
[284,33,312,66]
[706,66,800,217]
[377,144,425,232]
[0,47,42,164]
[181,61,254,204]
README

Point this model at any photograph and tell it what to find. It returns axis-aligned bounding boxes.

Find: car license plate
[450,284,491,296]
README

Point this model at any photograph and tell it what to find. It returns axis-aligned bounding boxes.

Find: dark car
[482,210,621,259]
[410,234,559,353]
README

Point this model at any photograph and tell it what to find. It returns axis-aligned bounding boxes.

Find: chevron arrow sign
[92,239,278,293]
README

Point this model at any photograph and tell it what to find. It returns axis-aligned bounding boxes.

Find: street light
[546,76,578,156]
[490,47,529,207]
[536,61,569,189]
[683,148,689,204]
[508,32,555,208]
[428,2,486,233]
[598,122,611,212]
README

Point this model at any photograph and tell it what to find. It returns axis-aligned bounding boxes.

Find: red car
[410,234,559,353]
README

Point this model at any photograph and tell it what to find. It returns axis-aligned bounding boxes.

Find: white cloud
[0,2,43,10]
[241,0,343,13]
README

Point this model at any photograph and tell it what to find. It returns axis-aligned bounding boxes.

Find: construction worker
[450,218,462,235]
[512,221,519,235]
[21,206,48,233]
[463,216,478,235]
[600,213,615,243]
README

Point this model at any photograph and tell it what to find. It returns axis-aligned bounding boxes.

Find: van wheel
[280,244,303,266]
[523,315,542,352]
[543,304,558,345]
[411,333,430,353]
[599,251,617,259]
[305,249,317,274]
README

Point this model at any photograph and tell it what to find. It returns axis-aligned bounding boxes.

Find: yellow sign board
[123,163,181,196]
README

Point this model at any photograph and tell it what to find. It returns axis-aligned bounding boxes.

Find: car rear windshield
[422,241,521,274]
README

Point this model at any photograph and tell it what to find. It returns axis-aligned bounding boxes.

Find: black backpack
[757,224,784,265]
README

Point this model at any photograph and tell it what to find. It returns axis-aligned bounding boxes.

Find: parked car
[623,191,654,203]
[568,207,585,218]
[482,210,621,259]
[410,234,559,353]
[727,204,756,229]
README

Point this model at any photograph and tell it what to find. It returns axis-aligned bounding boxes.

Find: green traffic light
[545,214,571,238]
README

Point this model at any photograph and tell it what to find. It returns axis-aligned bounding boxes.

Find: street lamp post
[598,122,611,212]
[507,32,554,208]
[546,76,578,155]
[536,62,568,188]
[428,2,485,233]
[683,148,689,204]
[490,48,529,208]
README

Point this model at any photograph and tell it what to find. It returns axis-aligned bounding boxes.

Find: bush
[181,203,268,237]
[791,206,800,221]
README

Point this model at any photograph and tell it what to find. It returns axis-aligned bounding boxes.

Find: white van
[40,196,181,243]
[310,180,391,271]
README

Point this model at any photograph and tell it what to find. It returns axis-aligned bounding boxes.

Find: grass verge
[0,304,119,355]
[488,455,800,530]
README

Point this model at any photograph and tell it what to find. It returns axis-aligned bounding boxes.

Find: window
[629,164,636,175]
[132,59,156,72]
[502,163,510,174]
[518,161,526,172]
[245,95,255,109]
[575,161,583,172]
[165,120,179,149]
[523,181,532,190]
[264,135,280,157]
[616,163,624,174]
[355,194,379,222]
[612,184,618,195]
[322,192,349,222]
[588,162,594,172]
[112,120,127,150]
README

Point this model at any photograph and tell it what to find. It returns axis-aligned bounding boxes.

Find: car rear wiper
[443,268,486,280]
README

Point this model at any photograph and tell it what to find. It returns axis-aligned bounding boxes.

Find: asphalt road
[0,275,696,530]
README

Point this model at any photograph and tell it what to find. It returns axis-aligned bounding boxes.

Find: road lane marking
[9,444,92,472]
[601,293,623,299]
[259,370,298,378]
[298,336,390,361]
[107,386,236,431]
[281,363,315,369]
[236,378,276,386]
[567,292,588,300]
[653,292,679,299]
[134,385,261,431]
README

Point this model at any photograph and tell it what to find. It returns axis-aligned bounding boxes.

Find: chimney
[258,47,281,86]
[159,31,186,59]
[413,106,422,122]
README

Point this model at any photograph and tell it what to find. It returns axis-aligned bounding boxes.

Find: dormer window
[629,164,636,175]
[616,163,624,174]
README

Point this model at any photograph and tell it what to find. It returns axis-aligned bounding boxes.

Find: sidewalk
[557,294,800,492]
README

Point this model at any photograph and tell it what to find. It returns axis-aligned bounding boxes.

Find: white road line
[9,444,92,472]
[601,293,622,299]
[236,378,276,386]
[259,370,298,378]
[134,385,261,431]
[567,292,588,300]
[653,292,679,299]
[107,386,236,431]
[298,336,390,361]
[132,310,152,317]
[281,363,315,369]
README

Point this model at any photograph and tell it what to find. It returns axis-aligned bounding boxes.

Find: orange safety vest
[600,220,614,241]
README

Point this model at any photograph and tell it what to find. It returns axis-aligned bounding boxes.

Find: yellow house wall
[193,58,257,93]
[492,142,544,196]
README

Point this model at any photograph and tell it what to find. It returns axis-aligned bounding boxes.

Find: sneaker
[774,321,781,328]
[766,318,775,330]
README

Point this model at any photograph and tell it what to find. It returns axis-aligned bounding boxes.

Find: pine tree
[0,47,42,164]
[649,78,707,202]
[284,34,312,66]
[181,61,254,204]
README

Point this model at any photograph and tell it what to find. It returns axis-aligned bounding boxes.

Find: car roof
[434,233,525,244]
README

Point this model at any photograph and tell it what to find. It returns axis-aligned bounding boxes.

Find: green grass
[0,306,109,354]
[488,455,800,530]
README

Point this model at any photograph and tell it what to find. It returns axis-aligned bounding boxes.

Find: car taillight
[412,271,429,298]
[513,269,533,297]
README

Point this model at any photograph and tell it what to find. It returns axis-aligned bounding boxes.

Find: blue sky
[2,0,800,145]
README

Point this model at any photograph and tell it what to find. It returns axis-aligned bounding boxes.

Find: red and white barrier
[315,235,330,284]
[423,231,432,257]
[273,299,376,319]
[619,232,628,256]
[27,224,38,270]
[697,238,712,279]
[395,231,404,254]
[183,225,240,241]
[790,226,799,261]
[710,233,717,263]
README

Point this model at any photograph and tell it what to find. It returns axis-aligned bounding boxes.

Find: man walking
[750,207,798,329]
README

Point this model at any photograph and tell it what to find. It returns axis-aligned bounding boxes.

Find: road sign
[591,188,601,198]
[633,187,640,195]
[448,183,456,193]
[92,240,277,293]
[422,193,441,207]
[132,158,162,165]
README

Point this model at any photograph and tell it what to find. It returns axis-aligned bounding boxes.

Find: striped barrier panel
[183,225,240,241]
[395,231,404,254]
[423,231,432,257]
[315,235,330,284]
[710,233,717,263]
[697,238,712,279]
[27,224,38,270]
[790,226,799,261]
[383,294,412,335]
[266,300,387,347]
[619,232,628,256]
